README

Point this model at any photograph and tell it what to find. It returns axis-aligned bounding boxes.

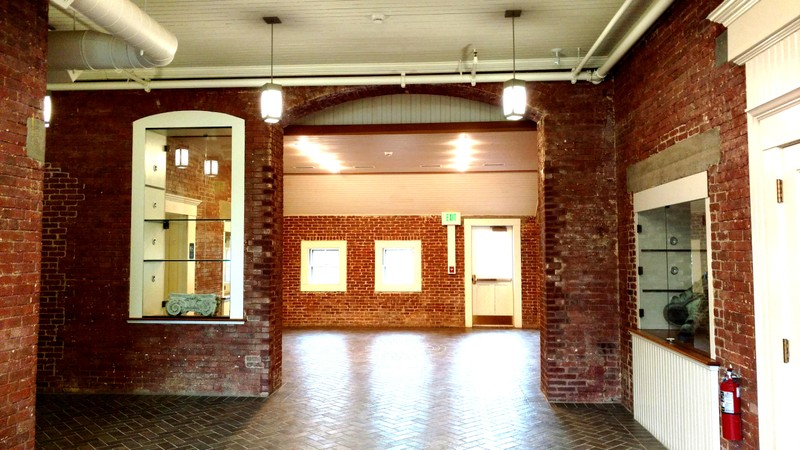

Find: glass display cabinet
[130,111,244,322]
[637,197,711,354]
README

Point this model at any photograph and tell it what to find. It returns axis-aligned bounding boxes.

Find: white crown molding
[731,17,800,65]
[708,0,760,27]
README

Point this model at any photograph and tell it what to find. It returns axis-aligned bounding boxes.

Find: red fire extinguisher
[720,365,742,441]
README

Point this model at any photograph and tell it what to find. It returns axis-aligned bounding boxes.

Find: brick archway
[276,81,619,403]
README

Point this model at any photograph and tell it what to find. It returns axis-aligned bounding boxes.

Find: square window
[375,241,421,292]
[301,241,347,291]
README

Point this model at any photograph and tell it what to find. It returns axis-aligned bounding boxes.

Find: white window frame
[301,240,347,292]
[633,171,714,357]
[374,240,422,292]
[129,111,245,324]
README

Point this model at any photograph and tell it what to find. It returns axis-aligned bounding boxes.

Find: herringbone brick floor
[36,328,666,449]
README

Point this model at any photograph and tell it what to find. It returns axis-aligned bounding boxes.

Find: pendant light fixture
[503,10,526,121]
[203,134,218,177]
[261,16,283,124]
[175,145,189,169]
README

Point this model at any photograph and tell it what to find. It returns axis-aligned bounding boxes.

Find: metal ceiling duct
[48,0,177,70]
[49,30,168,70]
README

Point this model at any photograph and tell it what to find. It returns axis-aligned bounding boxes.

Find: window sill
[630,329,718,366]
[128,317,245,325]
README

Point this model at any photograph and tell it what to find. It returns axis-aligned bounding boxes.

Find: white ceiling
[47,0,654,84]
[47,0,656,174]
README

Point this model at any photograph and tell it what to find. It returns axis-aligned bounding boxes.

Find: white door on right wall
[763,143,800,448]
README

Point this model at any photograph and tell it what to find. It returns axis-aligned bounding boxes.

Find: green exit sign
[441,212,461,225]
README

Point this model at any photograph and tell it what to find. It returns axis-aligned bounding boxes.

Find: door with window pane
[471,226,514,316]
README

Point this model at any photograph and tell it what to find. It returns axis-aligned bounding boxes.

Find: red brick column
[534,83,620,402]
[0,0,48,447]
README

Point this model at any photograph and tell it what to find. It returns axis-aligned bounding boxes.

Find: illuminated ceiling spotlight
[449,133,476,172]
[293,137,344,173]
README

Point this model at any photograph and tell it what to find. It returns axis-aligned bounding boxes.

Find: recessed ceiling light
[292,137,343,173]
[384,152,393,157]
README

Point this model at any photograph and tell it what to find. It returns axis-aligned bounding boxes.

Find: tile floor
[36,328,666,449]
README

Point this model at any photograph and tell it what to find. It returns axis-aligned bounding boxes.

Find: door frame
[747,86,800,449]
[463,218,523,328]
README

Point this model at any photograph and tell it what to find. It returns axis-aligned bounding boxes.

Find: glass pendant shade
[260,83,283,124]
[175,147,189,168]
[503,78,527,121]
[204,159,219,177]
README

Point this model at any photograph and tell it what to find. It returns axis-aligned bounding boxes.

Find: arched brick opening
[276,81,549,375]
[283,83,544,125]
[276,81,619,402]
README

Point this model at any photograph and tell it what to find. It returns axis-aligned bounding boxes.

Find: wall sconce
[260,16,283,124]
[43,93,52,128]
[503,10,527,121]
[175,146,189,169]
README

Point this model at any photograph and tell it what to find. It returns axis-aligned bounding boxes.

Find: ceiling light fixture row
[258,12,526,124]
[260,16,283,124]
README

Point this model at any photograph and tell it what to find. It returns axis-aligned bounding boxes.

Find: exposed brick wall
[0,0,47,448]
[38,165,83,387]
[613,0,752,447]
[533,82,619,402]
[283,216,540,328]
[41,89,280,395]
[43,79,614,403]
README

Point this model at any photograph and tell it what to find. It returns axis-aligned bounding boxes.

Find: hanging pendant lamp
[261,16,283,124]
[203,135,218,177]
[503,10,526,121]
[175,146,189,169]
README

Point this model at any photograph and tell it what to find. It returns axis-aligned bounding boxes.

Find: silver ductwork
[49,0,177,70]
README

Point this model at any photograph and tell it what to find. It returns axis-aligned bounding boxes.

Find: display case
[637,198,710,353]
[131,113,240,320]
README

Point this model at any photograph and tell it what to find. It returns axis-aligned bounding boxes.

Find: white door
[164,212,190,295]
[464,219,522,327]
[471,226,514,316]
[763,144,800,448]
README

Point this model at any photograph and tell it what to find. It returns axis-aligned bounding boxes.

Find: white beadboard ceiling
[47,0,656,85]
